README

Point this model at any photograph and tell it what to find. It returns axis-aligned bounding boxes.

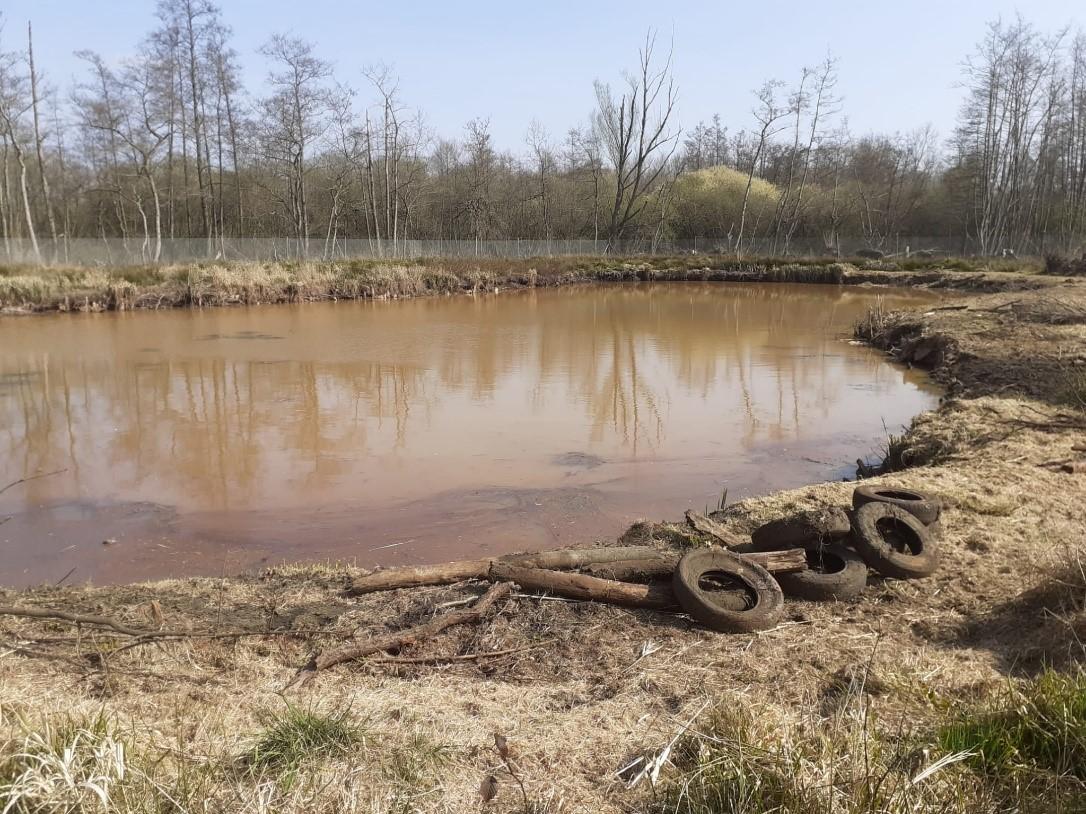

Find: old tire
[672,549,784,633]
[750,507,852,550]
[850,502,939,579]
[852,485,941,525]
[775,541,868,601]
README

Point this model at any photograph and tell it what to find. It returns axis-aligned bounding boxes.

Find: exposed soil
[1,266,1084,812]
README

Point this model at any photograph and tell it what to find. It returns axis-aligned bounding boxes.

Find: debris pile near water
[292,485,943,680]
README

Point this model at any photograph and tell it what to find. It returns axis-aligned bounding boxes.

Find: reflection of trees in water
[0,283,927,506]
[1,354,435,509]
[586,316,664,453]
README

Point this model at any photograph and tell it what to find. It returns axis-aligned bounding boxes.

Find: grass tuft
[239,702,366,780]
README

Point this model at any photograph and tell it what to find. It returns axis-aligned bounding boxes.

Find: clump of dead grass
[0,712,131,813]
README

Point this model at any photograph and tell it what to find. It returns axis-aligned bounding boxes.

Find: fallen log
[685,510,749,549]
[291,581,515,685]
[347,546,662,596]
[345,559,492,595]
[489,563,677,609]
[347,545,808,596]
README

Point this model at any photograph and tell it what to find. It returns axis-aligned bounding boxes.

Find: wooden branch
[0,605,170,638]
[368,639,552,665]
[295,581,514,683]
[488,563,677,609]
[345,559,492,595]
[685,510,749,548]
[346,546,664,596]
[0,468,67,496]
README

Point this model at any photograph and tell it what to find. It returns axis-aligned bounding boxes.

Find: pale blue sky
[2,0,1080,151]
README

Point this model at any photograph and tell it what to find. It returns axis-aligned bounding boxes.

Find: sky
[2,0,1081,153]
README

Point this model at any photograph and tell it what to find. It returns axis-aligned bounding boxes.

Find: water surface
[0,283,940,585]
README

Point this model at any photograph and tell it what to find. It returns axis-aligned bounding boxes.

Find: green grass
[939,670,1086,779]
[652,706,978,814]
[239,702,367,780]
[654,671,1086,814]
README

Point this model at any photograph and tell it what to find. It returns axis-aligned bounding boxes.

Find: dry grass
[653,669,1086,814]
[1,271,1086,811]
[0,256,1060,314]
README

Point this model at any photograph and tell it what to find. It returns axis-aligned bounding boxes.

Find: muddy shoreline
[1,268,1084,812]
[0,255,1067,317]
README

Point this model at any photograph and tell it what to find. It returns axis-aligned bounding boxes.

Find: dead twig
[0,468,68,496]
[684,510,748,548]
[0,605,173,637]
[0,637,94,673]
[290,581,515,686]
[367,639,553,666]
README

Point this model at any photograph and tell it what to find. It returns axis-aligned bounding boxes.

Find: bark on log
[489,563,677,609]
[747,547,808,573]
[294,581,515,683]
[582,557,679,581]
[685,510,749,549]
[504,546,661,569]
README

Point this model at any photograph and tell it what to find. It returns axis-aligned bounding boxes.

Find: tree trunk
[27,22,58,255]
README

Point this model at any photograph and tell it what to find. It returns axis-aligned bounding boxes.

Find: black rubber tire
[850,502,939,579]
[750,507,852,550]
[672,549,785,633]
[775,541,868,601]
[852,485,941,525]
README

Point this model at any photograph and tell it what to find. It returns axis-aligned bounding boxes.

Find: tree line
[0,5,1083,263]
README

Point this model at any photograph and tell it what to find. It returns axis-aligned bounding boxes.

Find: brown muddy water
[0,283,941,586]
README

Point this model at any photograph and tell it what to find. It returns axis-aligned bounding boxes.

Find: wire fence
[0,234,1027,267]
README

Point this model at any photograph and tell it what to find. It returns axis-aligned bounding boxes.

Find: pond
[0,282,941,586]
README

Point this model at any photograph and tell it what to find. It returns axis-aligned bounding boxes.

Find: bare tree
[955,17,1067,254]
[525,120,555,240]
[0,27,39,262]
[27,23,57,252]
[736,81,787,259]
[257,34,332,255]
[593,30,679,251]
